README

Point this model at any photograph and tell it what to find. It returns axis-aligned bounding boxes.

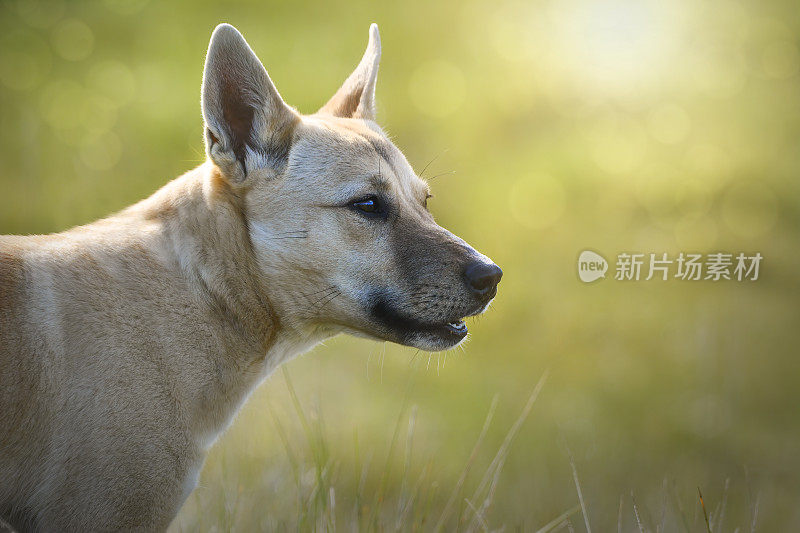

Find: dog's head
[200,24,501,351]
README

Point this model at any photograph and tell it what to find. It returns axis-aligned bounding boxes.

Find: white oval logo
[577,250,608,283]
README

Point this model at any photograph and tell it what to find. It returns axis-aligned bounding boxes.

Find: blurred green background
[2,0,800,530]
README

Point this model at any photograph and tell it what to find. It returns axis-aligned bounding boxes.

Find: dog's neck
[121,162,327,447]
[122,161,307,370]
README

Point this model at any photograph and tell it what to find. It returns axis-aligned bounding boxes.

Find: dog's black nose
[464,261,503,298]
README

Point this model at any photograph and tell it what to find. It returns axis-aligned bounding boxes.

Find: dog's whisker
[380,342,386,384]
[308,288,341,316]
[427,170,456,181]
[409,349,422,367]
[311,289,339,309]
[298,285,338,301]
[417,148,448,180]
[296,285,341,317]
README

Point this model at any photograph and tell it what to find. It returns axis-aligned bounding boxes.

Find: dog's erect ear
[202,24,298,181]
[318,23,381,121]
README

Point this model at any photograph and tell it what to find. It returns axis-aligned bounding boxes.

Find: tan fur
[0,24,500,531]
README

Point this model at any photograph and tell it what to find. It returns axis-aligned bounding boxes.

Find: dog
[0,23,502,531]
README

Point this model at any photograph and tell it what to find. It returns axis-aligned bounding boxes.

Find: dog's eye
[350,196,385,217]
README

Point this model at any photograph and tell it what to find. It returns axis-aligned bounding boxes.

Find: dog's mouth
[368,293,478,349]
[444,320,468,336]
[422,318,469,342]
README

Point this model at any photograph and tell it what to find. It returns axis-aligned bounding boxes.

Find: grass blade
[464,371,549,532]
[434,395,499,532]
[535,505,581,533]
[698,487,712,533]
[567,448,591,533]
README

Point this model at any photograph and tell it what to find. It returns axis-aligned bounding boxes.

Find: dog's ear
[318,23,381,121]
[202,23,298,182]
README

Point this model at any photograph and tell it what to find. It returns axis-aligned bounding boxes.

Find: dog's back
[0,222,212,530]
[0,231,174,530]
[0,238,49,530]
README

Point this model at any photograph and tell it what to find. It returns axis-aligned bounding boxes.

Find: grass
[174,370,569,531]
[171,368,763,532]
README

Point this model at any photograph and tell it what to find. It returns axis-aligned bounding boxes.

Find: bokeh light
[51,18,94,61]
[408,60,466,118]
